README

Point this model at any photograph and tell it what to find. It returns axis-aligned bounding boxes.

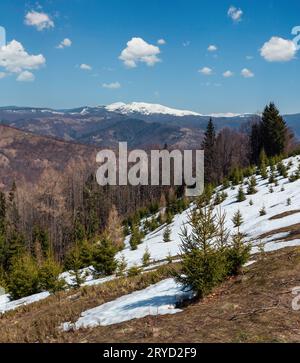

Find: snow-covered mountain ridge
[105,101,251,118]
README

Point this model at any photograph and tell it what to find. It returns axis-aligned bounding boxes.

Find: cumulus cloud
[0,40,46,75]
[0,72,6,79]
[198,67,213,75]
[102,81,121,89]
[80,63,92,71]
[241,68,254,78]
[17,71,35,82]
[25,10,54,31]
[228,6,243,22]
[260,36,297,62]
[223,70,234,78]
[208,45,217,52]
[119,37,161,68]
[57,38,72,49]
[157,39,166,45]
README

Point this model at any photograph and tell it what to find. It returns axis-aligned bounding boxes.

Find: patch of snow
[62,278,194,329]
[0,292,50,314]
[244,260,256,267]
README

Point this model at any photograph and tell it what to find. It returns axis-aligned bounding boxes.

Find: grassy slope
[1,246,300,343]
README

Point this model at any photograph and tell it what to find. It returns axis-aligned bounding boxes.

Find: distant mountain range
[0,102,299,149]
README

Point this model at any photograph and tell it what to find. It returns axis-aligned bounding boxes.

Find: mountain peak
[105,102,203,117]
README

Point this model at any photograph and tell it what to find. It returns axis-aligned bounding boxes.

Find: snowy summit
[105,102,203,117]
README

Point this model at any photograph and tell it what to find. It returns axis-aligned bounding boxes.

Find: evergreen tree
[129,224,142,250]
[163,225,172,242]
[142,247,151,266]
[176,206,225,298]
[92,235,117,276]
[259,149,268,179]
[39,255,65,293]
[232,210,244,228]
[261,103,287,157]
[236,186,246,202]
[226,232,250,276]
[65,244,85,288]
[247,176,257,195]
[116,255,127,277]
[8,254,40,300]
[202,118,217,183]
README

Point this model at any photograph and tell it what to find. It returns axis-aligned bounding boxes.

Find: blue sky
[0,0,300,113]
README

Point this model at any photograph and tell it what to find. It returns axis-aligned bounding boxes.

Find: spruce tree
[130,224,142,250]
[261,103,287,157]
[163,225,172,242]
[65,244,85,288]
[226,232,251,276]
[176,206,225,298]
[8,254,40,300]
[237,186,246,202]
[142,247,151,267]
[232,210,244,228]
[116,255,127,277]
[92,235,117,276]
[39,255,65,293]
[202,118,217,183]
[247,176,257,195]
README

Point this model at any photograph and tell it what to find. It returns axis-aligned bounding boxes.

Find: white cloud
[0,40,46,74]
[25,11,54,31]
[119,37,161,68]
[241,68,254,78]
[223,70,234,78]
[228,6,243,22]
[157,39,166,45]
[17,71,35,82]
[102,81,121,89]
[57,38,72,49]
[0,72,6,79]
[80,63,92,71]
[208,45,217,52]
[260,36,297,62]
[198,67,213,75]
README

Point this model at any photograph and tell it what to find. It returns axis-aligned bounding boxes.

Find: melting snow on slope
[116,156,300,268]
[62,278,194,330]
[2,156,300,314]
[0,291,50,314]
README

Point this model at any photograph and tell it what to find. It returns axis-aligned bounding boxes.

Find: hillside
[1,154,300,342]
[0,125,97,191]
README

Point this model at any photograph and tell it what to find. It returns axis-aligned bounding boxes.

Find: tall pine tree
[261,103,287,157]
[202,118,217,183]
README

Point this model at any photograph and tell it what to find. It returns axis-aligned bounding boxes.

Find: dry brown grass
[259,223,300,241]
[269,210,300,221]
[0,264,178,343]
[2,247,300,343]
